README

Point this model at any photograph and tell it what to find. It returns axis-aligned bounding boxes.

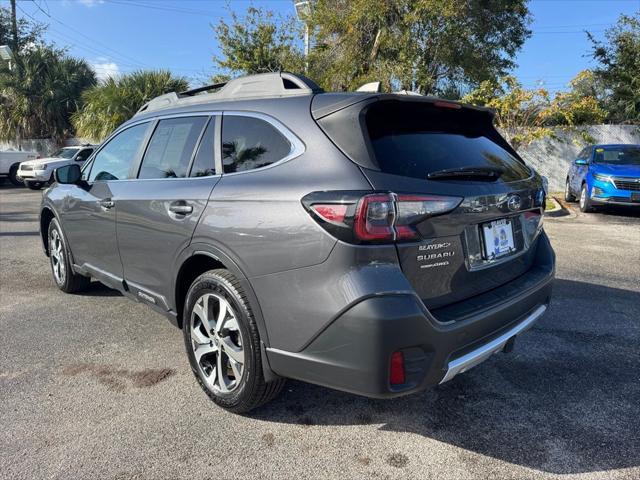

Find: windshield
[52,148,78,159]
[593,146,640,166]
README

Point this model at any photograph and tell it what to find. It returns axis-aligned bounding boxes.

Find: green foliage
[463,71,609,149]
[0,5,47,53]
[0,46,96,143]
[588,12,640,123]
[542,71,608,126]
[309,0,532,94]
[72,70,188,142]
[463,76,553,149]
[211,1,531,95]
[211,6,305,79]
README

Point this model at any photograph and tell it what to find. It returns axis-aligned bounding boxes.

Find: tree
[542,71,608,126]
[588,12,640,123]
[0,5,46,54]
[463,76,552,149]
[211,6,304,80]
[0,46,96,143]
[211,1,531,96]
[72,70,188,142]
[309,0,531,94]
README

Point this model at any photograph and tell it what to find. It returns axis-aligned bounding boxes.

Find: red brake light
[390,351,405,385]
[311,204,348,225]
[434,100,461,109]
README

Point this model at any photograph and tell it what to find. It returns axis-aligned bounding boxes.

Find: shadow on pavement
[253,279,640,474]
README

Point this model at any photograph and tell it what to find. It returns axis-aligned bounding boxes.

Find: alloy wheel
[190,293,245,394]
[580,186,586,209]
[50,229,66,285]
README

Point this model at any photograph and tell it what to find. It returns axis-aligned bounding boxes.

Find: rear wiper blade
[427,166,505,180]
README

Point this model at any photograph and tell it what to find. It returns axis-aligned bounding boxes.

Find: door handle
[99,198,115,210]
[169,201,193,215]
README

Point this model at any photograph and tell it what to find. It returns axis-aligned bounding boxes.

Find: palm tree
[72,70,189,142]
[0,46,96,144]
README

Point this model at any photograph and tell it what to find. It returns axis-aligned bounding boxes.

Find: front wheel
[564,179,576,202]
[48,218,91,293]
[579,184,595,213]
[8,164,22,186]
[183,269,285,413]
[25,180,43,190]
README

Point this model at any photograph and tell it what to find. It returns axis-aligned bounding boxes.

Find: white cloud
[92,62,120,82]
[78,0,105,6]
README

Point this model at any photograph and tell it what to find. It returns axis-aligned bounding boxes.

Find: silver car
[40,73,554,412]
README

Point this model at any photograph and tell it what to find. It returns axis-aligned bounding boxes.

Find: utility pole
[10,0,18,53]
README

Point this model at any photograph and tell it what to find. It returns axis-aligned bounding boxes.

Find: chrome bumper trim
[440,304,547,384]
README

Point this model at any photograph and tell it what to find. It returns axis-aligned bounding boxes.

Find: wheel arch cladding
[40,207,56,256]
[174,254,226,329]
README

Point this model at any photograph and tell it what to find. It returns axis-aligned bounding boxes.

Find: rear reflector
[390,351,405,385]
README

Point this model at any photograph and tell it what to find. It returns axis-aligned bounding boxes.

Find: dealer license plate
[482,218,516,260]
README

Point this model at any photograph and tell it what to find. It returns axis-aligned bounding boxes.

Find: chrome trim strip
[439,304,547,384]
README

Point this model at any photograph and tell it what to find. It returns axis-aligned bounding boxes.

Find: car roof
[128,72,494,125]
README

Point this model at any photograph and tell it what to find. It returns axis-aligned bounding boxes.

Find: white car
[18,145,96,190]
[0,150,39,186]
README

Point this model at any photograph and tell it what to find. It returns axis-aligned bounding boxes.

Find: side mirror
[54,164,82,184]
[575,158,588,166]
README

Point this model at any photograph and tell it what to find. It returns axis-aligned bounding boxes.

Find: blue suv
[565,144,640,212]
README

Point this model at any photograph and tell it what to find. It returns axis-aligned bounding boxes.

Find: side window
[221,115,291,173]
[88,123,149,182]
[138,117,207,179]
[75,149,93,162]
[190,117,216,177]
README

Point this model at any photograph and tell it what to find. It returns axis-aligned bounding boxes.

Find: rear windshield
[365,101,531,182]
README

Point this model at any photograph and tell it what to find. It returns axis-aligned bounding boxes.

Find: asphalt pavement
[1,183,639,480]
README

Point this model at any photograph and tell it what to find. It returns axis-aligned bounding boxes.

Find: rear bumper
[267,231,554,398]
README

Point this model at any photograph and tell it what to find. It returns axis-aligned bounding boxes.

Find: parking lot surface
[1,184,639,480]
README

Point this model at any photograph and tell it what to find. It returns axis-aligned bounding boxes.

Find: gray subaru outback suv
[41,72,554,412]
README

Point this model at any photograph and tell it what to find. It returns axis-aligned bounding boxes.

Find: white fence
[0,137,93,156]
[514,125,640,192]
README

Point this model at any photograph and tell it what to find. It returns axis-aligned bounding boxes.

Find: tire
[564,179,576,202]
[25,181,43,190]
[183,269,285,413]
[8,164,22,186]
[579,183,595,213]
[48,217,91,293]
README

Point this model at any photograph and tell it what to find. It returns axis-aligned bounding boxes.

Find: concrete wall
[513,125,640,192]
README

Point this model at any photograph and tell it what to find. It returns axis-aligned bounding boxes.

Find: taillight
[303,191,462,244]
[354,194,395,241]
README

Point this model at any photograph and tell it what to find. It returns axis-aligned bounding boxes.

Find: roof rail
[135,72,323,116]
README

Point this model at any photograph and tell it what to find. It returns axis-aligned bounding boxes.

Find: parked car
[0,149,39,186]
[565,144,640,212]
[40,73,554,413]
[19,145,96,190]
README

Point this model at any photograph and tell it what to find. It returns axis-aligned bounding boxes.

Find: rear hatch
[312,95,546,311]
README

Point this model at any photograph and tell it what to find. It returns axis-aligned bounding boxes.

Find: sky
[4,0,640,94]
